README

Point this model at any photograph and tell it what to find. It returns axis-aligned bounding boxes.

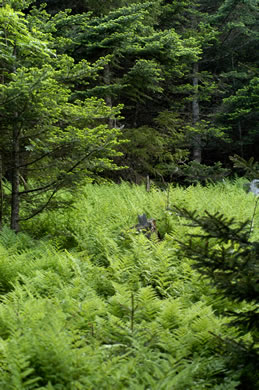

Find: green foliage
[115,110,189,181]
[208,0,259,159]
[0,0,258,380]
[44,0,201,181]
[0,180,257,388]
[0,3,125,229]
[230,154,259,180]
[175,161,230,184]
[223,77,259,121]
[1,0,258,198]
[1,181,257,387]
[173,201,259,388]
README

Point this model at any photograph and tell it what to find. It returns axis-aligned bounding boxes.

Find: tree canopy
[0,0,258,228]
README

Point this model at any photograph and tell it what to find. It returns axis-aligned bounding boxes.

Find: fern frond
[135,286,160,322]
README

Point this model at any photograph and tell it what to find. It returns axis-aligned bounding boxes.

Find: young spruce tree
[174,201,259,389]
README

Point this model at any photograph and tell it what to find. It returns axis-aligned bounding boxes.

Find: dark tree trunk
[10,43,20,232]
[103,64,115,128]
[11,124,20,232]
[192,62,202,163]
[238,121,244,157]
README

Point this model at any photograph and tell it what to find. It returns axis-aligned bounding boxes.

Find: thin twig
[131,293,135,334]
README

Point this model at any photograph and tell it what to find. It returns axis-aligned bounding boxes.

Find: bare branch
[19,187,58,221]
[18,140,111,195]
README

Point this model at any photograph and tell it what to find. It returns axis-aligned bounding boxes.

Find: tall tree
[5,0,257,188]
[157,0,222,164]
[209,0,259,160]
[156,0,258,166]
[47,1,200,180]
[0,3,123,231]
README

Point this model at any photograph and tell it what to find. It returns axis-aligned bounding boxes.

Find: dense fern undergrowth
[0,180,258,389]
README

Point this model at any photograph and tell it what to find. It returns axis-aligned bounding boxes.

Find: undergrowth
[0,179,257,389]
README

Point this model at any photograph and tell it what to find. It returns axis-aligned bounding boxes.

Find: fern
[1,181,255,388]
[0,226,36,254]
[0,332,41,390]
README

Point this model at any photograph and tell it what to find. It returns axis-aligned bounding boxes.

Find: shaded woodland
[0,0,258,230]
[0,2,258,388]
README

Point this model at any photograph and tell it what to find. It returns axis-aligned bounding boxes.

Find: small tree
[174,204,259,389]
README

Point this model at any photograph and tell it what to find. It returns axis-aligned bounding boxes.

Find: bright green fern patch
[0,179,258,388]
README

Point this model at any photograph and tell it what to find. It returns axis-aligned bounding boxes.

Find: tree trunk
[10,43,20,232]
[103,64,114,128]
[192,62,202,163]
[238,121,244,157]
[11,123,20,232]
